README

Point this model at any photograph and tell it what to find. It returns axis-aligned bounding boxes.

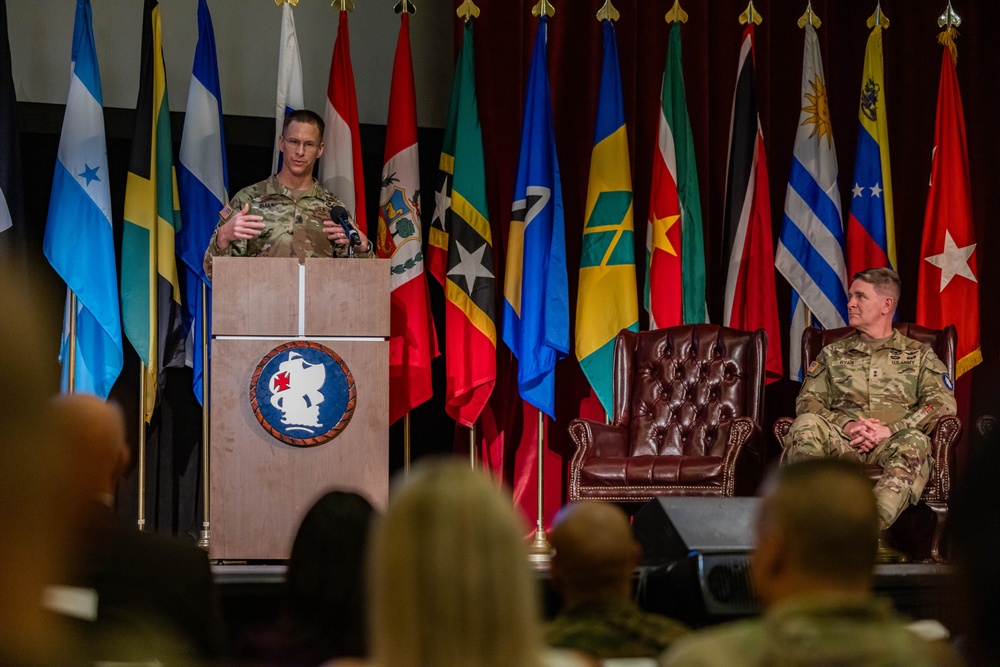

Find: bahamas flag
[122,0,185,422]
[177,0,228,405]
[576,19,637,416]
[501,16,569,420]
[846,25,895,276]
[43,0,123,398]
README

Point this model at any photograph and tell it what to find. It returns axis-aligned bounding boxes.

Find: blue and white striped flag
[177,0,228,405]
[42,0,123,398]
[272,1,303,173]
[775,23,848,380]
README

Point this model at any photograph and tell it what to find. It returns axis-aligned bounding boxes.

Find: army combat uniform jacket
[795,329,956,435]
[203,175,374,279]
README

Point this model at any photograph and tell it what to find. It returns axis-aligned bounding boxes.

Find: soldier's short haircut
[282,109,325,138]
[854,267,901,304]
[758,458,879,584]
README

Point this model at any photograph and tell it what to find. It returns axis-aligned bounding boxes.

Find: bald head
[549,501,638,606]
[51,395,129,502]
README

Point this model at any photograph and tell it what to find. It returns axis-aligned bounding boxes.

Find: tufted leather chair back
[801,323,957,379]
[613,325,766,459]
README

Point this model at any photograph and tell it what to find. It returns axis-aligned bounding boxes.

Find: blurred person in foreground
[236,490,374,666]
[50,394,223,664]
[546,501,689,660]
[661,458,961,667]
[365,458,591,667]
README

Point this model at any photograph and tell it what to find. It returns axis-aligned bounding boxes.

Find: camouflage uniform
[784,330,956,529]
[545,601,689,660]
[660,595,939,667]
[203,175,373,279]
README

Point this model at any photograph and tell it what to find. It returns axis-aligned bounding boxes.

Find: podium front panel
[212,258,300,336]
[210,337,388,560]
[304,257,389,337]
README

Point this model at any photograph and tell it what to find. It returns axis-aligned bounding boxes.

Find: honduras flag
[775,23,848,380]
[177,0,228,405]
[42,0,123,398]
[272,1,303,173]
[501,16,569,419]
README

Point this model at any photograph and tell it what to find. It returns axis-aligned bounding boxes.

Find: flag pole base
[527,528,554,570]
[197,523,211,551]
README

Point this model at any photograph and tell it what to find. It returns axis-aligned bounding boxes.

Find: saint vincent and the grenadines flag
[846,25,895,277]
[646,20,707,330]
[576,19,637,417]
[427,21,496,428]
[377,11,439,425]
[502,16,569,420]
[122,0,185,423]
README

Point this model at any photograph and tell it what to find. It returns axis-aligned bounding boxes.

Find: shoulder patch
[807,361,819,373]
[219,202,234,220]
[942,373,954,391]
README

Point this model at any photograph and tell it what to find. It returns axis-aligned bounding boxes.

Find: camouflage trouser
[783,413,932,530]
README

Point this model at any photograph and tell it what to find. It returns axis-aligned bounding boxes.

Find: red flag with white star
[916,36,980,377]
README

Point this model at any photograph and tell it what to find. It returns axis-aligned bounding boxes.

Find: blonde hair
[368,459,544,667]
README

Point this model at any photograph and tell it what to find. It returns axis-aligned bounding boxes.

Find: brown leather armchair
[568,325,767,503]
[773,323,962,562]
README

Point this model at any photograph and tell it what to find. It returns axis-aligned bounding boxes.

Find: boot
[876,533,910,564]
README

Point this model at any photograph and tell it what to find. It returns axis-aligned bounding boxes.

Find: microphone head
[330,205,350,221]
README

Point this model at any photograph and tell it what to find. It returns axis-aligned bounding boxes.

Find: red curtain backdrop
[454,0,999,527]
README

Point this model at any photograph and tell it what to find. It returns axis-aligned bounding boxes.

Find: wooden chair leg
[928,503,949,564]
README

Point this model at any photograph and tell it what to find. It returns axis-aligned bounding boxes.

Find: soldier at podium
[204,109,374,279]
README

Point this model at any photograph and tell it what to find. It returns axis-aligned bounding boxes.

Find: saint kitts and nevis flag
[775,23,848,380]
[177,0,228,405]
[722,23,782,382]
[576,19,637,417]
[319,10,366,230]
[646,20,707,329]
[122,0,185,422]
[377,11,439,425]
[271,0,303,174]
[43,0,123,398]
[846,24,895,276]
[916,32,981,377]
[426,21,496,428]
[502,15,569,420]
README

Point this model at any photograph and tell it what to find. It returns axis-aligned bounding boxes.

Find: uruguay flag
[775,23,848,379]
[501,16,569,419]
[42,0,123,398]
[177,0,228,405]
[272,1,303,173]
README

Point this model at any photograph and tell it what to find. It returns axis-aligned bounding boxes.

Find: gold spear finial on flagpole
[532,0,555,19]
[937,1,961,63]
[938,0,961,28]
[867,2,890,29]
[665,0,688,24]
[596,0,619,22]
[457,0,480,22]
[797,1,821,29]
[739,0,762,26]
[275,0,299,6]
[332,0,356,12]
[394,0,415,14]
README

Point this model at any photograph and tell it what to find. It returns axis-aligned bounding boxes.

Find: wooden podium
[209,257,389,560]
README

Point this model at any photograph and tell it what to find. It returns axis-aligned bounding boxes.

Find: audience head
[549,501,638,608]
[751,458,879,608]
[368,458,543,667]
[283,490,374,660]
[51,394,129,508]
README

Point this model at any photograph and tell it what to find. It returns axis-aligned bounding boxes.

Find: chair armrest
[567,418,630,461]
[721,417,763,496]
[930,415,961,501]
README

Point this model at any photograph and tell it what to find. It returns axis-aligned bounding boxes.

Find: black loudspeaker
[633,497,761,618]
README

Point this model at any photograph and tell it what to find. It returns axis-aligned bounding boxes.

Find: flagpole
[527,408,553,567]
[404,413,411,476]
[137,366,146,532]
[68,292,77,393]
[469,424,476,469]
[198,283,211,550]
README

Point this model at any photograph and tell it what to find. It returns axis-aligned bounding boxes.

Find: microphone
[330,205,361,246]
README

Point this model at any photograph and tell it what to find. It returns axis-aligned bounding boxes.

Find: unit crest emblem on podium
[250,341,356,447]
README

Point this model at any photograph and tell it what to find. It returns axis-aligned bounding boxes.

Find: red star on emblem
[273,371,291,392]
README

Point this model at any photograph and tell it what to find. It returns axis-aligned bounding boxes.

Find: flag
[502,16,569,419]
[122,0,185,422]
[846,25,895,276]
[377,12,439,424]
[646,21,706,330]
[576,20,638,416]
[319,10,366,230]
[177,0,228,405]
[0,0,22,241]
[775,23,848,380]
[42,0,123,398]
[272,1,303,173]
[916,34,980,377]
[721,24,782,382]
[427,21,496,427]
